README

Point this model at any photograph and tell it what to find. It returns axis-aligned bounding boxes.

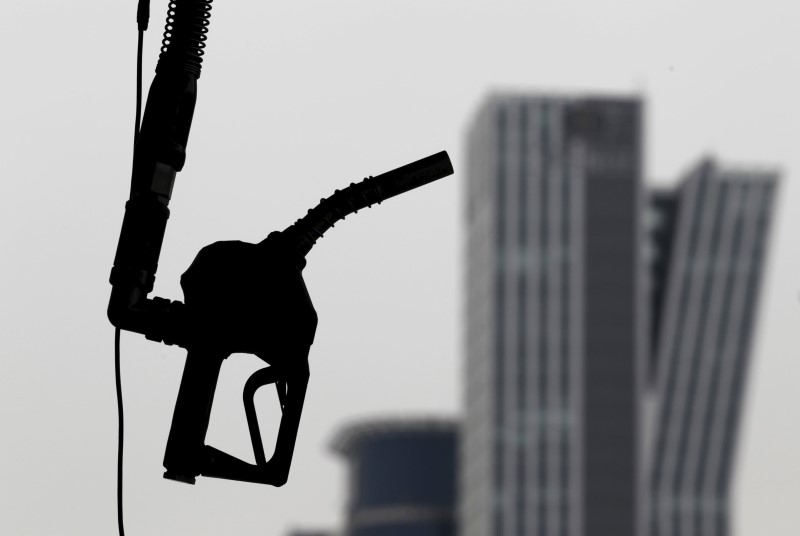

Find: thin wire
[117,26,143,536]
[115,328,125,536]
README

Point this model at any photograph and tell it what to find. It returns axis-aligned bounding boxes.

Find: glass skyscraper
[647,161,777,536]
[462,93,777,536]
[463,94,645,536]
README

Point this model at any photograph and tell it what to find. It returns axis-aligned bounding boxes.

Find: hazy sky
[2,1,799,534]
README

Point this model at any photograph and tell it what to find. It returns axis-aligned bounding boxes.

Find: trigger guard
[243,366,282,468]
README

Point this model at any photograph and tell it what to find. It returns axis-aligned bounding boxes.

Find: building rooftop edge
[330,415,459,456]
[482,89,644,104]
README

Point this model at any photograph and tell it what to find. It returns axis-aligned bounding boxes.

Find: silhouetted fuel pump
[108,0,453,487]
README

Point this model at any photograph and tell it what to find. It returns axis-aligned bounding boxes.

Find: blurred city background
[2,1,800,535]
[285,95,777,536]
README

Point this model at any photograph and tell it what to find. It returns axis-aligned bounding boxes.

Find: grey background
[1,1,798,534]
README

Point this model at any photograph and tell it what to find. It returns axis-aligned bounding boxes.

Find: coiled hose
[156,0,213,78]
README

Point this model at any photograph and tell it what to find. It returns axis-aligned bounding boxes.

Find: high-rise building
[331,418,458,536]
[646,161,777,536]
[462,94,645,536]
[461,93,777,536]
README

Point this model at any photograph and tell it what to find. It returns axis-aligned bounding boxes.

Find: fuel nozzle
[162,151,453,487]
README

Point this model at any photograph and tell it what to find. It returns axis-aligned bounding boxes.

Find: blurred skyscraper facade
[646,162,777,536]
[462,94,777,536]
[463,95,645,536]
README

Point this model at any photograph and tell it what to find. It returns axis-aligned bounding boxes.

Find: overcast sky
[2,1,800,534]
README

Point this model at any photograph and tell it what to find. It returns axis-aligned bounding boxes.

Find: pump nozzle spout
[281,151,453,256]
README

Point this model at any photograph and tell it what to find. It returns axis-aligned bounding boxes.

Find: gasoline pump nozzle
[160,151,454,486]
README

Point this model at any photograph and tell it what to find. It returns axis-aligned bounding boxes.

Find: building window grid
[545,103,560,536]
[715,233,765,497]
[664,177,717,536]
[493,106,508,536]
[692,191,747,495]
[652,176,709,492]
[537,101,550,536]
[672,182,729,496]
[559,108,572,536]
[515,103,529,536]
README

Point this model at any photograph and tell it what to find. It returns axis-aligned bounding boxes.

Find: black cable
[115,328,125,536]
[135,30,143,146]
[119,3,148,531]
